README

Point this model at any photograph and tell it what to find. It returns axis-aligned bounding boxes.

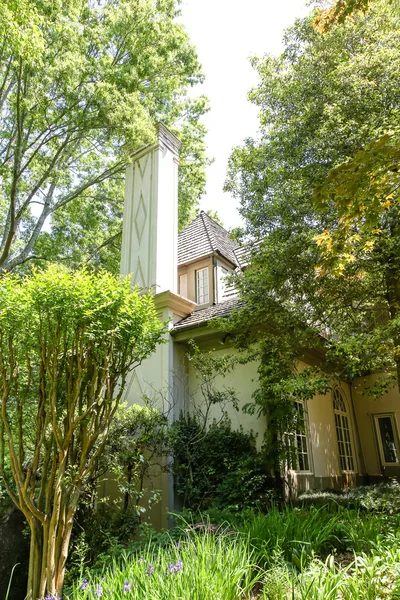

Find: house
[119,123,400,527]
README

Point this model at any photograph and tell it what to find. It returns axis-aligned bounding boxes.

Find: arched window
[333,388,355,472]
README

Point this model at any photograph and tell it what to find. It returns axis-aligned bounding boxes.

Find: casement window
[196,267,209,304]
[374,414,400,466]
[287,401,311,472]
[294,401,311,472]
[333,388,355,472]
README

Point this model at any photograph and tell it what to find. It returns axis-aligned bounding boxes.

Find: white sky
[180,0,310,229]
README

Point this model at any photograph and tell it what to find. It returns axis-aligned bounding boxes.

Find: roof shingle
[178,211,240,267]
[173,298,243,331]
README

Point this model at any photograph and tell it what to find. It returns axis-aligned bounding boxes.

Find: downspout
[212,254,218,305]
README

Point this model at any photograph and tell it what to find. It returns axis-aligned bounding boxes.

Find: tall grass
[238,506,341,569]
[69,530,260,600]
[68,504,400,600]
[257,548,400,599]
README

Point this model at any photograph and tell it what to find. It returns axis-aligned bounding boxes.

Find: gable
[178,211,240,267]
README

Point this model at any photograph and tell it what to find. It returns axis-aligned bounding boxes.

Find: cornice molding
[154,290,196,317]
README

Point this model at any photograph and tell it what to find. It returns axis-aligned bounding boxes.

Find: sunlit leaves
[226,0,400,395]
[314,130,400,273]
[0,0,208,272]
[314,0,371,32]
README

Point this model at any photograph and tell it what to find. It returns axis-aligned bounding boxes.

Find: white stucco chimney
[119,124,195,527]
[120,122,181,294]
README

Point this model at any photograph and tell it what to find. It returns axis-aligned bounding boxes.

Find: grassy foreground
[66,501,400,600]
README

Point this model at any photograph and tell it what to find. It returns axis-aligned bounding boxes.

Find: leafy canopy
[225,0,400,417]
[313,0,371,32]
[0,0,208,272]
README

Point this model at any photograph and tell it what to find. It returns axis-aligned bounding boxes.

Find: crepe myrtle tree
[0,265,165,600]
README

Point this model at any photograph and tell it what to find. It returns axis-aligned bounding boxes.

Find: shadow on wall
[288,389,362,496]
[0,509,29,600]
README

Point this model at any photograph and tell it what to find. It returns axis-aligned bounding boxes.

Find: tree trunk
[24,487,81,599]
[385,256,400,393]
[26,519,44,600]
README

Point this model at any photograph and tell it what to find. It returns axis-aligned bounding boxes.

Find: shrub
[297,480,400,514]
[170,414,272,510]
[66,401,170,583]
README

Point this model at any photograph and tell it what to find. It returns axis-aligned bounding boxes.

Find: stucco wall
[352,375,400,478]
[178,257,213,308]
[186,348,362,488]
[187,345,267,446]
[109,339,370,529]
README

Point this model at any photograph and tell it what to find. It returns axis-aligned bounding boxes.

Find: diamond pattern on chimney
[135,192,147,244]
[137,153,149,180]
[134,257,146,289]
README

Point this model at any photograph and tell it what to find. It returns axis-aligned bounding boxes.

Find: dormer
[177,211,241,309]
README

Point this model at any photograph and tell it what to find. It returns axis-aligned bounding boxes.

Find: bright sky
[180,0,310,229]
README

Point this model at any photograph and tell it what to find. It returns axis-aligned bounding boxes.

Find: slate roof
[178,211,240,267]
[173,298,243,332]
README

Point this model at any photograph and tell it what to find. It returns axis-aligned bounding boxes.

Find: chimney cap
[126,122,181,161]
[156,122,182,155]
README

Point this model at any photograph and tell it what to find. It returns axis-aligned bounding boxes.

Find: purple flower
[123,581,131,593]
[138,556,145,564]
[166,558,184,576]
[80,579,88,591]
[146,564,154,576]
[96,584,103,597]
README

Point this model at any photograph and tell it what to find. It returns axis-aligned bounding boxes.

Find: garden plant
[64,485,400,600]
[0,266,165,600]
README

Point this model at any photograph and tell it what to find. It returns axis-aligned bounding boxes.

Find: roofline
[172,302,241,335]
[172,322,226,342]
[178,250,239,269]
[173,319,216,335]
[178,253,213,268]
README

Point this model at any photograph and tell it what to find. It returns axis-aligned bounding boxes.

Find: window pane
[293,401,310,472]
[378,417,398,463]
[333,390,354,472]
[196,268,209,304]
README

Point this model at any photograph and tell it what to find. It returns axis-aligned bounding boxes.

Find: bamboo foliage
[0,265,165,600]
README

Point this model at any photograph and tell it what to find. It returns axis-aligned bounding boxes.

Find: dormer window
[196,267,209,304]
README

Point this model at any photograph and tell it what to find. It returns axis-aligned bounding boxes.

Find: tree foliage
[0,265,165,599]
[105,401,170,511]
[313,0,371,32]
[225,0,400,436]
[0,0,208,273]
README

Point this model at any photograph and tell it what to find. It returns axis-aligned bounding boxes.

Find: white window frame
[373,413,400,467]
[196,267,209,305]
[287,400,313,474]
[333,388,355,473]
